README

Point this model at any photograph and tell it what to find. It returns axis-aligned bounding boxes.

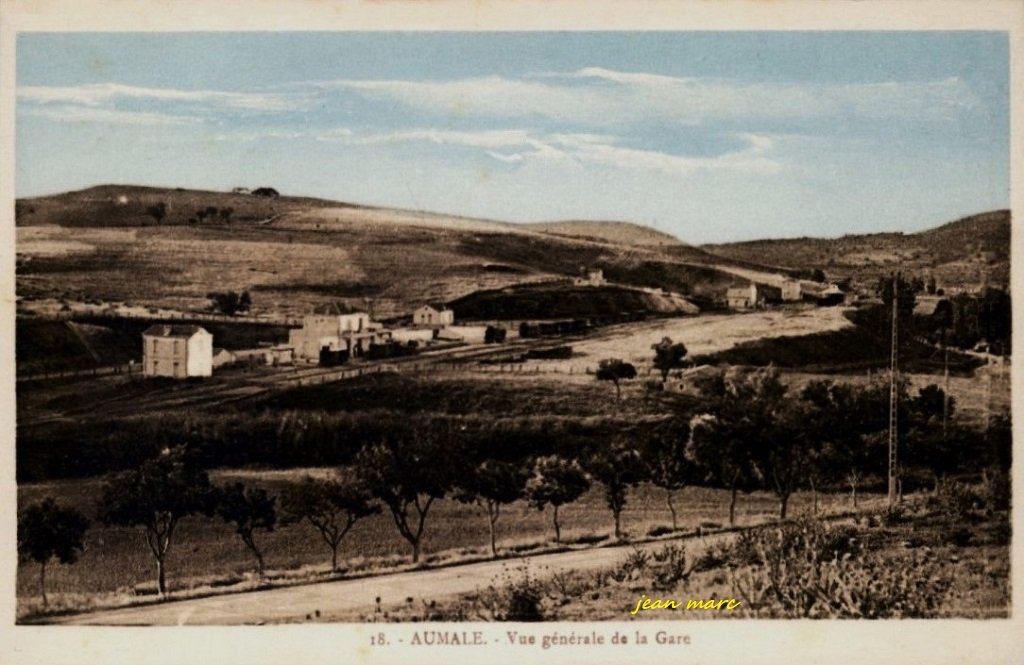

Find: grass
[16,475,874,607]
[450,284,677,320]
[693,309,983,375]
[251,371,677,417]
[378,494,1008,622]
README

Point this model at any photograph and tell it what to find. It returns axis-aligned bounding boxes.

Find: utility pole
[888,272,899,508]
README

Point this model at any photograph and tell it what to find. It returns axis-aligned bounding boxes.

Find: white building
[726,284,759,310]
[573,268,607,287]
[413,303,455,328]
[781,279,802,302]
[288,303,391,361]
[142,325,213,378]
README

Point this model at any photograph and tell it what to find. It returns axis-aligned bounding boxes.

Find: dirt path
[49,531,736,625]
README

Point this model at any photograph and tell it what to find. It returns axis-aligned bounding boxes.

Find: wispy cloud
[318,69,980,126]
[18,82,303,112]
[20,105,201,126]
[315,126,779,176]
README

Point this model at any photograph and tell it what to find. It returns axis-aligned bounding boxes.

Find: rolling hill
[702,210,1010,291]
[15,185,762,318]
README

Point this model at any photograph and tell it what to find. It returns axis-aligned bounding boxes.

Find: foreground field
[16,473,878,616]
[498,307,852,374]
[382,495,1010,621]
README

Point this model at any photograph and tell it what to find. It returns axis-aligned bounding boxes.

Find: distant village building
[142,325,213,378]
[413,303,455,328]
[802,282,846,306]
[781,279,802,302]
[288,303,391,361]
[573,268,607,287]
[231,187,251,195]
[264,345,295,366]
[727,284,759,310]
[211,347,237,368]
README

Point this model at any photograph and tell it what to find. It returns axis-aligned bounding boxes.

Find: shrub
[933,480,984,520]
[476,564,547,621]
[650,544,689,591]
[730,518,951,618]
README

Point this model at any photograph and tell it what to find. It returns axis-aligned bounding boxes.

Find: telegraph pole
[888,272,899,508]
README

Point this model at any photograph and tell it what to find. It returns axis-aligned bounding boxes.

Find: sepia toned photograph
[2,2,1021,663]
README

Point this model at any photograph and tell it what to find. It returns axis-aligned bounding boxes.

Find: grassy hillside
[450,283,698,320]
[16,185,774,318]
[702,210,1010,291]
[526,220,685,247]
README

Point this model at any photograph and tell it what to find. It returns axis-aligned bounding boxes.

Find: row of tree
[20,366,1007,607]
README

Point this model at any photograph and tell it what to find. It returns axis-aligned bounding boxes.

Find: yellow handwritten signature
[630,594,742,615]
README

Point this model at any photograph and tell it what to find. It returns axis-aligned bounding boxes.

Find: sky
[15,32,1010,243]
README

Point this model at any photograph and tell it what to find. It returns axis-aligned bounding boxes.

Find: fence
[18,362,143,383]
[25,308,303,327]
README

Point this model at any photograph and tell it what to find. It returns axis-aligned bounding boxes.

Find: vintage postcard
[1,1,1022,664]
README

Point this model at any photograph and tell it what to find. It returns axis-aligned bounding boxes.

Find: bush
[933,480,984,520]
[650,544,689,591]
[730,518,952,618]
[476,564,547,621]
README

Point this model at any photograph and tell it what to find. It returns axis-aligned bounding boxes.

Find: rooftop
[143,324,209,338]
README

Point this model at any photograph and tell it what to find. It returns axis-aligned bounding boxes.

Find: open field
[517,307,852,373]
[16,471,882,612]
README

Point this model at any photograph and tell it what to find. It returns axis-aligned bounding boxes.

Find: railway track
[20,335,589,426]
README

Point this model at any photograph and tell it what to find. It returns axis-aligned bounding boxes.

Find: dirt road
[50,531,735,625]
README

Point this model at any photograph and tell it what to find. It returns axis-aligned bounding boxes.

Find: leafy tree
[802,377,911,508]
[526,455,590,543]
[651,337,688,384]
[238,290,252,314]
[17,498,89,608]
[280,474,377,572]
[585,443,647,540]
[811,268,826,283]
[877,273,918,328]
[926,276,937,295]
[643,419,693,530]
[146,201,167,223]
[687,369,770,526]
[979,287,1012,355]
[216,482,277,578]
[208,291,242,315]
[252,187,280,198]
[455,459,530,557]
[355,425,462,563]
[595,358,637,400]
[749,399,812,519]
[97,446,216,596]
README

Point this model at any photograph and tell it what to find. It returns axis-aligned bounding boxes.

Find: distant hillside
[450,283,697,321]
[702,210,1010,291]
[528,220,685,248]
[16,185,779,318]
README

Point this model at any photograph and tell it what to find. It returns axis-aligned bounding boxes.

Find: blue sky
[16,32,1009,243]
